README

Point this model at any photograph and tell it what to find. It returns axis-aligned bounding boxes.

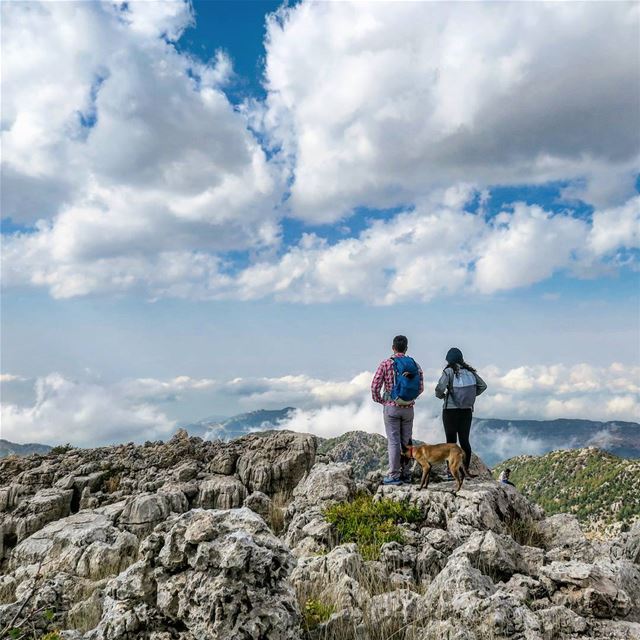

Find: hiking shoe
[382,476,403,486]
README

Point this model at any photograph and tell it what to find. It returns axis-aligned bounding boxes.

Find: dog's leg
[456,468,463,492]
[450,458,463,493]
[420,463,431,490]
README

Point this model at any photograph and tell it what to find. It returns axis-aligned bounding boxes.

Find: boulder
[86,508,301,640]
[287,462,357,518]
[624,519,640,565]
[539,560,632,619]
[195,475,247,510]
[539,513,595,562]
[8,511,137,580]
[244,491,273,522]
[235,431,316,496]
[117,492,178,537]
[0,488,73,557]
[452,530,544,580]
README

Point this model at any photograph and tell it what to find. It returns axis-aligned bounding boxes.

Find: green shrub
[324,495,422,560]
[303,598,335,631]
[504,515,545,548]
[494,449,640,535]
[50,443,74,455]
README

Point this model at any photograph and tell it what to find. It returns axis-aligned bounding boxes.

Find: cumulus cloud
[235,362,640,427]
[224,191,635,304]
[262,1,639,221]
[1,1,638,303]
[1,0,280,296]
[226,372,371,407]
[0,373,220,446]
[588,196,640,257]
[0,374,175,446]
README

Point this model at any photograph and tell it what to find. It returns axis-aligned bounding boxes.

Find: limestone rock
[235,431,316,495]
[540,513,595,562]
[539,560,632,619]
[117,492,178,537]
[287,462,356,518]
[244,490,273,521]
[452,530,544,580]
[624,518,640,565]
[195,474,247,510]
[87,508,301,640]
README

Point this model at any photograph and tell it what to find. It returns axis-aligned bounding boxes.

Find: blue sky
[1,0,639,446]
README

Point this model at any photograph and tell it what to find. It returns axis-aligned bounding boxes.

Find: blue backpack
[391,356,421,403]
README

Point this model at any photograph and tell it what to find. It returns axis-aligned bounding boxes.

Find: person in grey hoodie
[435,347,487,474]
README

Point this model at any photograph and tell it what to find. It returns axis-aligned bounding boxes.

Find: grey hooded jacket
[435,367,487,410]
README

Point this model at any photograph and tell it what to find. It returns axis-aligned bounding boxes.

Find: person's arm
[371,361,386,404]
[474,372,488,396]
[435,369,449,399]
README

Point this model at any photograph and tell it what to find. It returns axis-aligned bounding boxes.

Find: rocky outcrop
[0,430,316,559]
[281,458,640,640]
[88,508,300,640]
[0,430,638,640]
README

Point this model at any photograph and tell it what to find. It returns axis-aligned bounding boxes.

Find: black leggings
[443,409,472,469]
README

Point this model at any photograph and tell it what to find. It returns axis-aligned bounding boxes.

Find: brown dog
[404,443,466,492]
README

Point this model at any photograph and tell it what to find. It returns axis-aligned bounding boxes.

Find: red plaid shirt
[371,354,424,406]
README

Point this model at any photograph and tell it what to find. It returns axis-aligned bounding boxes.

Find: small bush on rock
[103,474,121,493]
[325,494,422,560]
[504,514,545,548]
[50,443,74,455]
[303,598,336,631]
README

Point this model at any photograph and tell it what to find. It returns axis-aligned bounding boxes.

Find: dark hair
[446,361,477,376]
[505,468,511,474]
[392,335,408,353]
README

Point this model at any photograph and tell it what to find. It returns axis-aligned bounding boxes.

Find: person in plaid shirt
[371,335,424,485]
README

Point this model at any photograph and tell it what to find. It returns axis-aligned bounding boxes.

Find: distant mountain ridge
[473,417,640,465]
[182,412,639,466]
[0,439,52,457]
[180,407,296,440]
[3,412,638,463]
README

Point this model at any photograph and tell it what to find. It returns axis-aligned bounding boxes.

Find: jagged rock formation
[0,430,638,640]
[287,469,640,640]
[0,429,316,559]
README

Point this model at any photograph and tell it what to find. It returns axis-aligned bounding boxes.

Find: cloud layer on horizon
[1,362,637,446]
[1,0,639,303]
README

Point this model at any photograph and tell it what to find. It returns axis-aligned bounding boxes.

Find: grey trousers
[383,405,414,479]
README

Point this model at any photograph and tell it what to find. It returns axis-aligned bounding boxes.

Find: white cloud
[225,371,371,408]
[0,373,175,446]
[262,1,640,221]
[228,193,634,304]
[1,0,281,296]
[0,374,26,383]
[588,196,640,257]
[0,373,222,446]
[474,204,589,294]
[1,362,637,446]
[234,362,640,426]
[1,1,638,304]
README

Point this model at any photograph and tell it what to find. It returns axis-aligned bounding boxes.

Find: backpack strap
[444,367,454,409]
